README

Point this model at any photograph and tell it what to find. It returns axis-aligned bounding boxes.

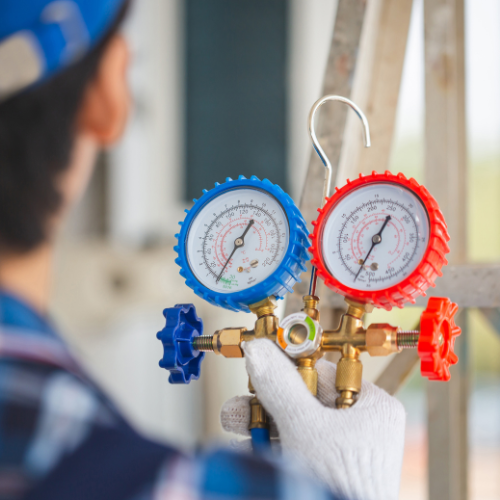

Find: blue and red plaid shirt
[0,291,338,500]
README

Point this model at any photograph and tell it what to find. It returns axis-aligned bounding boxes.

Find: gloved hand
[220,339,406,500]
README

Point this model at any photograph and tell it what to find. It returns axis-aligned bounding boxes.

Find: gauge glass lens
[186,188,289,293]
[321,182,430,291]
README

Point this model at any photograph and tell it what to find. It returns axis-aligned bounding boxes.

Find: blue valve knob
[157,303,205,384]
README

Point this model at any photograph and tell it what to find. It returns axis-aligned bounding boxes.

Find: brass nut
[249,296,278,317]
[336,357,362,392]
[249,396,269,429]
[336,390,357,409]
[297,365,318,396]
[302,295,320,321]
[365,323,399,356]
[213,328,245,358]
[345,298,375,316]
[254,315,278,339]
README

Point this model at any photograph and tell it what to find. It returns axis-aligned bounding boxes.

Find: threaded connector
[397,330,420,349]
[192,335,214,352]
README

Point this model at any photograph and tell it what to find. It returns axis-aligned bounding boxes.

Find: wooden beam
[478,308,500,341]
[424,1,468,499]
[374,349,420,394]
[286,0,414,321]
[427,318,469,500]
[299,0,366,223]
[324,263,500,309]
[286,0,367,318]
[338,0,414,181]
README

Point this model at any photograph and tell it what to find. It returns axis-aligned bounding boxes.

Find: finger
[220,396,252,436]
[315,358,338,408]
[243,339,323,426]
[356,379,395,409]
[316,357,402,416]
[356,379,407,422]
[316,358,403,419]
[316,359,396,411]
[220,395,279,438]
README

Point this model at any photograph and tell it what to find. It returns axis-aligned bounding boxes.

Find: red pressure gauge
[309,171,450,310]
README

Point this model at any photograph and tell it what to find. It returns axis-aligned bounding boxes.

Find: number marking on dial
[321,183,429,291]
[187,189,289,293]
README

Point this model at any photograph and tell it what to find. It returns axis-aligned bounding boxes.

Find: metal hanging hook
[308,95,371,208]
[307,95,371,297]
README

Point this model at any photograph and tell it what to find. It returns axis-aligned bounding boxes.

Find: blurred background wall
[51,0,500,498]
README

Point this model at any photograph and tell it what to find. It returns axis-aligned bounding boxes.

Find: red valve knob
[418,297,461,381]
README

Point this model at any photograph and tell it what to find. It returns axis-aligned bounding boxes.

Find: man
[0,1,406,499]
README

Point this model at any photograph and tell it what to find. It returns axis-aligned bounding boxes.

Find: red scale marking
[212,214,270,274]
[349,212,407,268]
[387,220,404,265]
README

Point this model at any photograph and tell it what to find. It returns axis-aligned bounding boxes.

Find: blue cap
[0,0,127,102]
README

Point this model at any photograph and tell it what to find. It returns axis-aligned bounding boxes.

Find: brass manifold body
[192,296,279,431]
[192,295,419,425]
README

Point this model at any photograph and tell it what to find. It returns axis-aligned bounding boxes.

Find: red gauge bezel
[309,171,450,310]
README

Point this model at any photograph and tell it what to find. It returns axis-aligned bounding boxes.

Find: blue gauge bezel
[174,176,310,312]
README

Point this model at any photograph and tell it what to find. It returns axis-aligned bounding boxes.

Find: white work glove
[220,339,406,500]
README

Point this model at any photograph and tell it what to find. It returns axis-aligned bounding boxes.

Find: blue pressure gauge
[175,176,309,312]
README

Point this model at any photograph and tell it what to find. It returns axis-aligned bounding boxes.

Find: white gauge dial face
[186,188,289,293]
[321,182,430,291]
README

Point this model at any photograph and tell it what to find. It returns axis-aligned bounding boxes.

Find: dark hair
[0,2,129,252]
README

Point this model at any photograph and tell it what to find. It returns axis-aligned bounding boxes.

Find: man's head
[0,0,131,253]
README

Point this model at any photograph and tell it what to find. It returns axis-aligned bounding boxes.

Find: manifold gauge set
[156,95,461,447]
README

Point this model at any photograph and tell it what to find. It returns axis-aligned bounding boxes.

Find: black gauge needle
[216,219,254,283]
[354,215,391,282]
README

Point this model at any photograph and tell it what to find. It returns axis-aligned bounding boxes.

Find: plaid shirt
[0,291,339,500]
